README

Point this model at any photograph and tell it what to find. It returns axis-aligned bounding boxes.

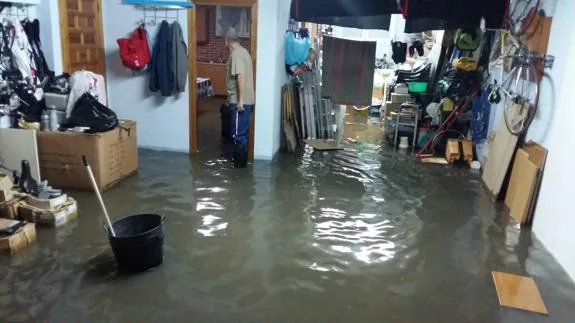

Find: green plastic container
[407,82,428,93]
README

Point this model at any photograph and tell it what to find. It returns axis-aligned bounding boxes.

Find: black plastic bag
[64,93,118,132]
[46,73,70,94]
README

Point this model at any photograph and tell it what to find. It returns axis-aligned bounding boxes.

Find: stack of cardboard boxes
[0,120,138,254]
[0,174,37,254]
[0,172,79,253]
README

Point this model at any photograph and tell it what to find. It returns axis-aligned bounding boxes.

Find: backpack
[284,31,311,66]
[454,28,481,51]
[117,26,151,70]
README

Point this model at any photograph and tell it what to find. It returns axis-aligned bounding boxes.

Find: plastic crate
[407,82,428,93]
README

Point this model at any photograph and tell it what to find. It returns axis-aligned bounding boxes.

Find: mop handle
[82,156,116,237]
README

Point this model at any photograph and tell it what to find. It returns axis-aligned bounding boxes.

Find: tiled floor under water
[1,98,575,322]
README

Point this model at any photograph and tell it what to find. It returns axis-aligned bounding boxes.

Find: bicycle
[487,0,553,136]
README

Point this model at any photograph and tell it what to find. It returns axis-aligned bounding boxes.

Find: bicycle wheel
[508,0,541,37]
[502,62,539,136]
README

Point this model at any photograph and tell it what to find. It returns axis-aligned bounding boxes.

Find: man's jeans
[229,104,253,166]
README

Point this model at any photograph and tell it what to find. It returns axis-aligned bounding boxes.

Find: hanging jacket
[149,20,172,96]
[22,19,52,81]
[170,21,188,92]
[7,18,35,82]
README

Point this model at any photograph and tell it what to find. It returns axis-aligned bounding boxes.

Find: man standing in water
[225,28,255,168]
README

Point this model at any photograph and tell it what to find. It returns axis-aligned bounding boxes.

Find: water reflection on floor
[1,102,575,322]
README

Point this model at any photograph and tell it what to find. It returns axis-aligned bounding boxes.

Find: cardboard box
[19,198,78,227]
[445,139,474,164]
[0,197,26,219]
[461,140,473,162]
[391,93,415,104]
[26,194,68,210]
[445,139,460,163]
[0,190,15,203]
[37,120,137,190]
[0,219,36,254]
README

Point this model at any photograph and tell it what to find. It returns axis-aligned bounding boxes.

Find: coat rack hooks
[0,5,30,20]
[122,0,194,9]
[137,5,179,26]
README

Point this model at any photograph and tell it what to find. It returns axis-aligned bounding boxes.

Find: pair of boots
[233,143,248,168]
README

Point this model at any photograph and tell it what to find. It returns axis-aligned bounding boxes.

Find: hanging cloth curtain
[322,36,376,106]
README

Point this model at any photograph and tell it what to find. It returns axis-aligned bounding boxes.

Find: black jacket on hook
[149,20,173,97]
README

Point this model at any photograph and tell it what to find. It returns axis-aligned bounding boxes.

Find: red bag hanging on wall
[117,26,151,70]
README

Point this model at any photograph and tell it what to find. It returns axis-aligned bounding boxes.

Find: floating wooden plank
[420,157,449,165]
[492,271,548,315]
[305,139,341,151]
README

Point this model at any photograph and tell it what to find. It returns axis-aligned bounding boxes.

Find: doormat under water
[305,139,342,151]
[492,271,548,315]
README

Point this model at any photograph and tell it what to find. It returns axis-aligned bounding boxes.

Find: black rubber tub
[108,213,165,273]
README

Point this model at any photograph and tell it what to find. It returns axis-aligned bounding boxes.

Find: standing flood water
[1,145,575,322]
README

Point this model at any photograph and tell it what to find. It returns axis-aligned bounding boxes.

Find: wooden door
[188,0,258,160]
[58,0,106,75]
[196,6,208,43]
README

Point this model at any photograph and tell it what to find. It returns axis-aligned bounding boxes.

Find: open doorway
[187,1,258,160]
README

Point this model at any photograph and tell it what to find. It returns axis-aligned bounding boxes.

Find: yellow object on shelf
[452,57,478,72]
[442,98,455,112]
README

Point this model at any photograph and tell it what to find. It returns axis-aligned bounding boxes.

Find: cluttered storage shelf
[285,0,553,230]
[0,1,138,253]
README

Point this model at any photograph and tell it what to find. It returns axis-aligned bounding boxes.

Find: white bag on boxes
[65,71,108,117]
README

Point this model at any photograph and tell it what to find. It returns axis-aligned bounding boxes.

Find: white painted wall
[521,0,558,148]
[37,0,63,75]
[253,0,290,160]
[100,0,289,157]
[532,0,575,282]
[477,0,558,162]
[101,1,190,152]
[2,0,63,75]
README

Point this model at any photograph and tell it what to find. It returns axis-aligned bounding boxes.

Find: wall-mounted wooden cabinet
[196,6,208,44]
[197,62,226,96]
